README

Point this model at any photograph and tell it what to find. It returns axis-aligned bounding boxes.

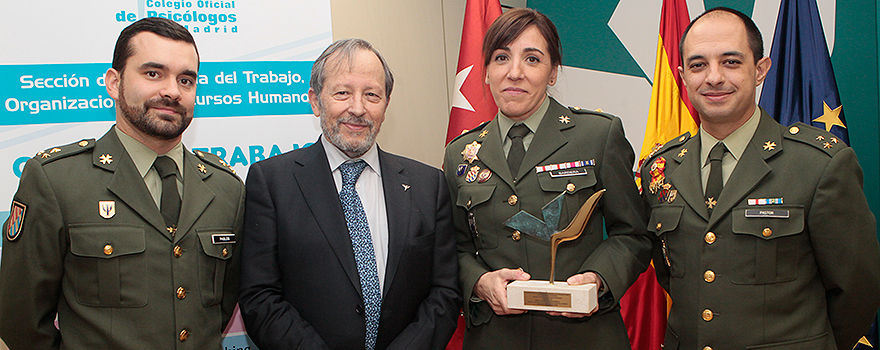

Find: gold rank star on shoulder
[99,154,113,164]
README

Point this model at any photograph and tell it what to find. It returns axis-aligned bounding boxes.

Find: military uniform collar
[699,106,760,168]
[114,126,185,179]
[496,94,549,143]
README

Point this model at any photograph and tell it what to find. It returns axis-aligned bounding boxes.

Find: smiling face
[485,25,558,121]
[309,48,388,158]
[106,32,199,144]
[679,11,771,135]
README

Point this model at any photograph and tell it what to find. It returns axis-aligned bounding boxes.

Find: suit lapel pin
[99,154,113,164]
[479,129,489,138]
[401,184,410,191]
[99,201,115,219]
[558,115,571,124]
[677,149,688,158]
[198,164,207,173]
[763,141,776,151]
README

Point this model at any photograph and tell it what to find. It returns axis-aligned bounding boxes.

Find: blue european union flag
[758,0,849,144]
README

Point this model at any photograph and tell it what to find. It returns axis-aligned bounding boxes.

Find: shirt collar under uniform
[497,94,550,142]
[115,126,185,179]
[700,105,761,168]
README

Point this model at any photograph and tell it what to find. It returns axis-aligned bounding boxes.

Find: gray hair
[310,38,394,101]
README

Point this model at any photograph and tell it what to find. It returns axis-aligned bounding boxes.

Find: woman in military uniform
[443,8,651,349]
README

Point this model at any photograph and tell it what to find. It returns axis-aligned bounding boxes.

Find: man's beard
[321,112,378,158]
[118,84,191,140]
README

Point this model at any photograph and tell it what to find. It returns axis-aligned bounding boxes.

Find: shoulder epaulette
[568,106,614,120]
[449,120,490,144]
[34,139,95,165]
[644,132,691,163]
[193,150,239,178]
[782,122,846,157]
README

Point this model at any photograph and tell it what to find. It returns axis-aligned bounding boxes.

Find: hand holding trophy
[505,189,605,313]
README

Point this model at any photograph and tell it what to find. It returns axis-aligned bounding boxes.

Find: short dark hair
[482,8,562,68]
[680,7,763,64]
[112,17,199,72]
[310,38,394,100]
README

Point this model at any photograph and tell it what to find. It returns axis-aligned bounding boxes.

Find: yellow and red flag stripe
[622,1,695,349]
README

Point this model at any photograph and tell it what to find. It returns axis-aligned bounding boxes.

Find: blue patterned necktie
[339,160,381,350]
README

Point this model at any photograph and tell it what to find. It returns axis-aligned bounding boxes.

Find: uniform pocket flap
[648,205,683,236]
[197,229,235,260]
[536,167,596,193]
[69,224,145,259]
[732,206,804,240]
[456,184,496,210]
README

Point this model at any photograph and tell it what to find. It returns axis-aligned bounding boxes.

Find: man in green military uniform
[641,8,880,350]
[0,17,245,349]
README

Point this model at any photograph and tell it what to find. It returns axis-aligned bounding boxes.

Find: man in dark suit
[640,8,880,350]
[0,17,245,349]
[238,38,460,350]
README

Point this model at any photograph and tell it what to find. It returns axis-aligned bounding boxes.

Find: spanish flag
[621,0,696,349]
[638,0,698,162]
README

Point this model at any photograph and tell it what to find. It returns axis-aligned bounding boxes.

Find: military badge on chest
[649,157,677,204]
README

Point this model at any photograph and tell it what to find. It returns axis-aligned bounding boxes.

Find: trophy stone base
[507,280,597,313]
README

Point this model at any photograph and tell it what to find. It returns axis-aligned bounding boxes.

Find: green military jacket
[0,128,245,349]
[640,110,880,350]
[444,98,651,349]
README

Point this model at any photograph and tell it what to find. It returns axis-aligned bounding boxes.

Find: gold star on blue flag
[759,0,849,143]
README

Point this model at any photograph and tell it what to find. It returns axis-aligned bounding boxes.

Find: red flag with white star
[445,0,502,145]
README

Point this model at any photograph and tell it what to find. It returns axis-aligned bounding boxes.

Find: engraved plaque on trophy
[504,189,605,313]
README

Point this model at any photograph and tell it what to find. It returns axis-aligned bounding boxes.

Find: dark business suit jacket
[640,110,880,350]
[444,98,651,349]
[239,140,461,350]
[0,128,245,350]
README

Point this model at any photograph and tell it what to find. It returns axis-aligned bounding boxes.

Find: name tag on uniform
[744,209,789,219]
[212,234,236,244]
[549,168,589,178]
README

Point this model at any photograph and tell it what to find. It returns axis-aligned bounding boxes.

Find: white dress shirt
[321,135,390,295]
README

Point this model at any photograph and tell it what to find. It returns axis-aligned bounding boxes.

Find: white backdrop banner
[0,1,332,348]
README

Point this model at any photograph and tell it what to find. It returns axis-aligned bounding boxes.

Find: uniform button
[179,329,189,342]
[703,347,713,350]
[705,232,716,244]
[176,287,187,300]
[103,244,113,255]
[508,195,518,206]
[702,309,714,321]
[762,227,772,237]
[222,247,229,257]
[656,222,662,231]
[566,183,576,193]
[703,270,715,283]
[512,230,521,241]
[173,245,183,258]
[355,304,364,315]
